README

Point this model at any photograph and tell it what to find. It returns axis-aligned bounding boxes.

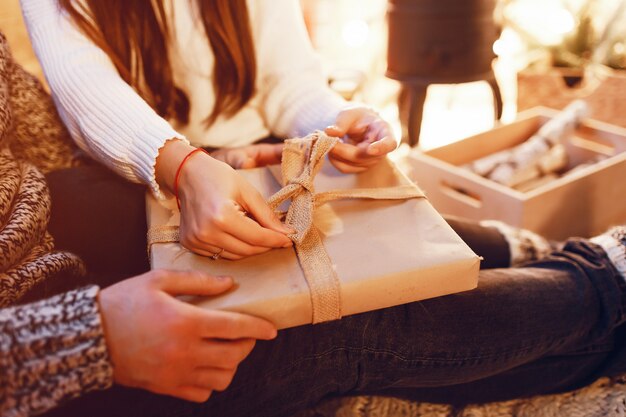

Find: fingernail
[368,144,380,155]
[282,240,293,248]
[216,275,233,282]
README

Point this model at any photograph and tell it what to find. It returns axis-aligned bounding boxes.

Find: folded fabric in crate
[147,133,480,329]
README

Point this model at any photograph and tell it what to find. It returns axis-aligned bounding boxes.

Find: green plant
[500,0,626,71]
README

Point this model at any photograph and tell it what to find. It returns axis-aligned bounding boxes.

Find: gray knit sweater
[0,30,114,417]
[0,286,113,417]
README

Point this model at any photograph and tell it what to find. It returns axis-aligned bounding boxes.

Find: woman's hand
[210,143,284,169]
[156,140,293,260]
[99,270,277,402]
[325,106,398,173]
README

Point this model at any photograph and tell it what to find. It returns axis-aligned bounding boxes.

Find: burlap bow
[148,132,426,324]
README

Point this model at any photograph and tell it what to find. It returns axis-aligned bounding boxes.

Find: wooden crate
[406,107,626,240]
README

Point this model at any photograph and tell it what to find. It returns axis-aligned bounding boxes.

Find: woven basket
[517,69,626,129]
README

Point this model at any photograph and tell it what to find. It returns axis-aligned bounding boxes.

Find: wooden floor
[0,0,44,81]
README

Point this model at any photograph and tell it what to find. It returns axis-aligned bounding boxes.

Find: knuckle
[210,214,228,229]
[180,233,200,248]
[193,227,214,243]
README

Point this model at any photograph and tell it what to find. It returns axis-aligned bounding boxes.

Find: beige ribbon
[148,132,426,324]
[147,226,179,252]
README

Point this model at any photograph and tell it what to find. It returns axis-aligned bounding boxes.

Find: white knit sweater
[20,0,347,196]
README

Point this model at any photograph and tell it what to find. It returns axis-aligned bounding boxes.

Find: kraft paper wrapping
[147,157,480,330]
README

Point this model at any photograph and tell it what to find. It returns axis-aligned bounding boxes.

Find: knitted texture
[480,220,553,267]
[0,286,113,417]
[298,376,626,417]
[0,32,84,305]
[591,226,626,281]
[0,36,79,175]
[1,31,113,417]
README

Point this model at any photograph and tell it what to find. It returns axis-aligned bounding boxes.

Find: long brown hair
[58,0,256,125]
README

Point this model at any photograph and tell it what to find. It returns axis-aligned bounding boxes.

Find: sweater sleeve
[255,0,349,138]
[0,286,113,417]
[19,0,187,198]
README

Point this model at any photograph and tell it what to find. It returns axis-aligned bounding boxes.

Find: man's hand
[98,270,277,402]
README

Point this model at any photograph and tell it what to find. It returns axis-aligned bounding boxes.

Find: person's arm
[255,0,397,172]
[0,286,113,417]
[19,0,186,197]
[255,0,346,139]
[21,0,293,258]
[1,271,278,416]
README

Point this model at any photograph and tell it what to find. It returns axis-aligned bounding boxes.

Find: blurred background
[2,0,626,151]
[300,0,626,151]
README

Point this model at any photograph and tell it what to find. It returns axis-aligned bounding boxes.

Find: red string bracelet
[173,148,209,210]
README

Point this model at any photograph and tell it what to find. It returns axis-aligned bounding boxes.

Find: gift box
[406,107,626,240]
[147,135,479,329]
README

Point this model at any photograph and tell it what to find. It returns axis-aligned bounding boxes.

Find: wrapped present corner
[147,133,480,329]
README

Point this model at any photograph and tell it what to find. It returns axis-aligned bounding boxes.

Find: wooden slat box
[406,107,626,240]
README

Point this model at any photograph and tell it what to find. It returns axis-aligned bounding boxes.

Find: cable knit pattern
[0,150,49,271]
[0,286,113,417]
[0,31,113,417]
[0,32,78,175]
[0,33,84,305]
[480,220,553,266]
[591,226,626,281]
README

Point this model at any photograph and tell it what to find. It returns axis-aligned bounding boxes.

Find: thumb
[152,270,235,296]
[325,108,367,138]
[325,124,347,138]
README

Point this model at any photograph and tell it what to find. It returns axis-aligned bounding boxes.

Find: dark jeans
[43,165,626,417]
[46,165,150,287]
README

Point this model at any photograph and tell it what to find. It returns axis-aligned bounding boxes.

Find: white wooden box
[406,107,626,240]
